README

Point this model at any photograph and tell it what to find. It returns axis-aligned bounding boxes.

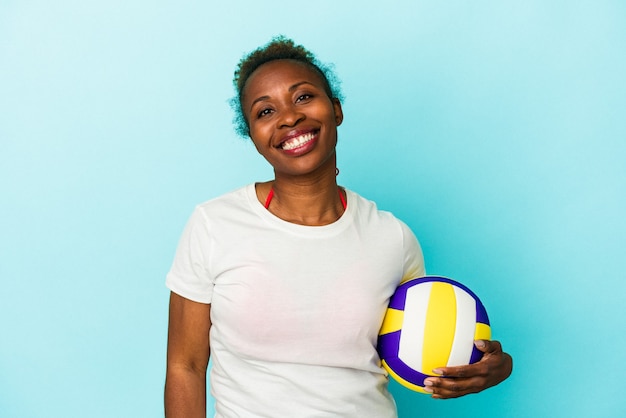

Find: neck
[259,169,346,226]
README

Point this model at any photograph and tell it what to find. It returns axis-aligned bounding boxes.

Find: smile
[280,131,317,150]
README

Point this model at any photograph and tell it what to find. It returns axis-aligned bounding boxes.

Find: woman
[165,36,512,417]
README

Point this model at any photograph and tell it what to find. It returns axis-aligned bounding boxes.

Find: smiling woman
[242,60,344,200]
[163,36,512,418]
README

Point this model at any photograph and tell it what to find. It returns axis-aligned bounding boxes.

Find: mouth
[278,130,318,151]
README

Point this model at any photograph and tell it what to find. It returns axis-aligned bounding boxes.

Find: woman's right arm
[165,292,212,418]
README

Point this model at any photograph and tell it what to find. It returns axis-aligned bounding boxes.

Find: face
[241,59,343,177]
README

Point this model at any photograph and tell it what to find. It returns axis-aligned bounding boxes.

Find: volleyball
[377,276,491,393]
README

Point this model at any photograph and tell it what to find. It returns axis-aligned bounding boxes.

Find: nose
[278,104,305,128]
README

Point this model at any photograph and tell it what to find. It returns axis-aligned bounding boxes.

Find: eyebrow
[249,81,317,111]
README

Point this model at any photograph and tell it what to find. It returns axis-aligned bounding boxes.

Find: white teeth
[281,132,315,150]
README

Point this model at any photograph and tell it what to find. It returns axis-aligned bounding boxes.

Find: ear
[332,98,344,126]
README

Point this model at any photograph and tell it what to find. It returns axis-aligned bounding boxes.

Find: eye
[296,93,313,103]
[257,108,274,119]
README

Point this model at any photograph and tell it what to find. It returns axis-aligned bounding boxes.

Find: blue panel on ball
[388,283,409,310]
[383,355,430,387]
[377,330,401,358]
[475,302,490,326]
[469,345,483,364]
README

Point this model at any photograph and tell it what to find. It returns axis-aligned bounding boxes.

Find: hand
[422,340,512,399]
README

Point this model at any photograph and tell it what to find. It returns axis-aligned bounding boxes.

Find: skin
[241,59,345,226]
[164,59,512,415]
[164,293,211,418]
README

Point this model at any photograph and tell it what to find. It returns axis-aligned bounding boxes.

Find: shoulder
[197,184,251,210]
[346,189,403,225]
[176,185,256,236]
[345,189,425,277]
[347,188,421,243]
[193,184,253,218]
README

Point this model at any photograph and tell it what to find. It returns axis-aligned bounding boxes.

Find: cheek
[248,126,275,158]
[249,114,279,140]
[248,124,267,147]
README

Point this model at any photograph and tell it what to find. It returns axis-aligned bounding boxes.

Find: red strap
[338,189,347,210]
[264,188,275,209]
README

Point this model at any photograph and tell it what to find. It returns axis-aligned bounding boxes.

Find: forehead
[242,59,327,99]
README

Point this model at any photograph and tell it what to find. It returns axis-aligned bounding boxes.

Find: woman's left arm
[422,340,513,399]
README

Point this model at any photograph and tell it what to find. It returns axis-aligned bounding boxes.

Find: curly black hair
[230,35,343,138]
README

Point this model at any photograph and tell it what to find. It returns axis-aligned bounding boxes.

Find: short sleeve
[165,208,215,304]
[399,220,426,283]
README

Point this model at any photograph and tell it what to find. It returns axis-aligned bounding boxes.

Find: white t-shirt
[166,184,425,417]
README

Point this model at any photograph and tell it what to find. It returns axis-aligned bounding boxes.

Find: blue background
[1,1,625,417]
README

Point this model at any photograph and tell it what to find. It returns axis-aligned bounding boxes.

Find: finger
[476,339,503,355]
[474,339,487,352]
[431,366,459,378]
[431,363,478,379]
[423,376,483,399]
